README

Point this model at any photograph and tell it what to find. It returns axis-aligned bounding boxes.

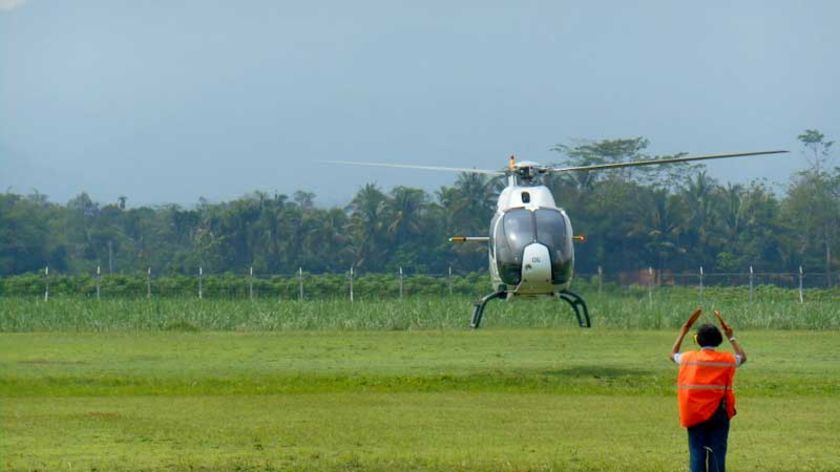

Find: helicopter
[331,149,788,328]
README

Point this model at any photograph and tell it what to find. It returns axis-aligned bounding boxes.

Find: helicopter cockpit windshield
[493,208,574,286]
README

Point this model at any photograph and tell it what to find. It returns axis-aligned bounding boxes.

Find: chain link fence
[2,265,837,302]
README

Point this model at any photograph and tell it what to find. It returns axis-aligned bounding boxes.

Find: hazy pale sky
[2,1,838,207]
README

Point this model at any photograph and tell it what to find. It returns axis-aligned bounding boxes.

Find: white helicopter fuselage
[488,181,575,298]
[330,150,787,328]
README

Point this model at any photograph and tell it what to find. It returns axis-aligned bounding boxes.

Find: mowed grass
[2,329,839,471]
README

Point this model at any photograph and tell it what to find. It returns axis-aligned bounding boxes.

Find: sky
[1,0,838,208]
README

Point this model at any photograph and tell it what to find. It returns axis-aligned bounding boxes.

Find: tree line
[1,131,836,282]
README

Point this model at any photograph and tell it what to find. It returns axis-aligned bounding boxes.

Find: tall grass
[0,272,491,299]
[1,286,838,331]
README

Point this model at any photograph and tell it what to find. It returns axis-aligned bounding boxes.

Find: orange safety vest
[677,349,737,428]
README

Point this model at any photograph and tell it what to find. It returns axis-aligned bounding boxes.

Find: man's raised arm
[715,310,747,364]
[670,308,703,362]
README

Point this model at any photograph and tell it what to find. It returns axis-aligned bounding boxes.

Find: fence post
[799,266,804,304]
[699,266,704,302]
[44,266,49,302]
[749,265,754,302]
[349,266,354,302]
[198,266,203,299]
[597,265,603,295]
[399,267,404,299]
[298,267,304,301]
[598,266,604,295]
[448,266,453,296]
[648,266,654,306]
[249,266,254,300]
[146,267,152,299]
[96,265,101,300]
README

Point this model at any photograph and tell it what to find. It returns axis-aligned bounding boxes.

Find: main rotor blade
[547,150,789,173]
[325,160,504,175]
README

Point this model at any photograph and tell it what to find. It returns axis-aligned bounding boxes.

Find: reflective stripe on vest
[678,384,733,390]
[681,360,737,368]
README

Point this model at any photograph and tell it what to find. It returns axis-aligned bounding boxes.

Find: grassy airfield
[2,325,839,471]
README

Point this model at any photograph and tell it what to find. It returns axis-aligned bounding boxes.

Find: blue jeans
[687,404,730,472]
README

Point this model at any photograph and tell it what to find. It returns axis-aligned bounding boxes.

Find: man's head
[695,323,723,347]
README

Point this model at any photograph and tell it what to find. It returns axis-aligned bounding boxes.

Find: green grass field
[2,326,839,471]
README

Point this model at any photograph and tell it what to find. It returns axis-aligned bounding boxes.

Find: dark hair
[696,323,723,347]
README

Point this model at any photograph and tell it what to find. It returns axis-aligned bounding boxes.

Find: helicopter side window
[535,209,573,283]
[488,213,501,259]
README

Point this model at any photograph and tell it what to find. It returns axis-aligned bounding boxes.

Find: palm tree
[718,183,745,241]
[679,171,721,266]
[347,184,388,269]
[441,173,498,234]
[385,187,428,243]
[629,188,686,270]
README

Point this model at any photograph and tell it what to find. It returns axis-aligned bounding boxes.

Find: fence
[2,266,487,300]
[2,265,838,302]
[578,265,837,303]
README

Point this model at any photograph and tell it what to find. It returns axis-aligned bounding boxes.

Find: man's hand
[714,310,734,339]
[683,308,702,331]
[671,308,702,362]
[715,310,746,363]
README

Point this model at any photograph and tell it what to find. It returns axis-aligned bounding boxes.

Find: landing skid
[469,289,592,329]
[558,290,591,328]
[470,290,506,329]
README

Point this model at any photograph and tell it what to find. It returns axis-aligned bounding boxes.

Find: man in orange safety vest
[670,309,747,472]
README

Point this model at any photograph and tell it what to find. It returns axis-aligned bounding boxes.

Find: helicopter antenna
[547,150,788,173]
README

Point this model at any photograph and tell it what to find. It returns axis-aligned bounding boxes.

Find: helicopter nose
[519,243,554,292]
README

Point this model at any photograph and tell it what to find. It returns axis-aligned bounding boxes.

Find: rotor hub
[507,157,547,184]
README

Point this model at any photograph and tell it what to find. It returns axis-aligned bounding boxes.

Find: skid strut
[470,290,506,329]
[558,290,591,328]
